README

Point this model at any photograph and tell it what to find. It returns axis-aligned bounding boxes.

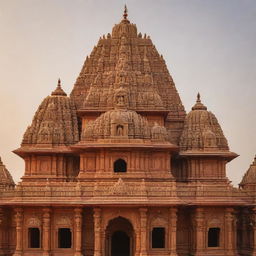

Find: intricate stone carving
[82,109,169,141]
[180,93,229,151]
[21,79,79,146]
[0,157,15,188]
[56,215,72,226]
[240,155,256,189]
[27,217,41,226]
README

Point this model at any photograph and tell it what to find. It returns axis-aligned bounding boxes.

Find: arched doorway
[105,217,134,256]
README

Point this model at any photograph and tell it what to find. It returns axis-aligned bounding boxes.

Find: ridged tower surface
[70,9,185,121]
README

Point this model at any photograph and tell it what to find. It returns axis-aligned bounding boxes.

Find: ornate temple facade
[1,7,256,256]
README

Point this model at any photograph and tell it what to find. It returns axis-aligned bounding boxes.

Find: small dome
[180,94,229,151]
[0,157,15,187]
[82,109,169,141]
[22,80,79,146]
[240,156,256,187]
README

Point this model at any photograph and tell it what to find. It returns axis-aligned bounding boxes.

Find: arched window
[58,228,72,248]
[28,228,40,248]
[208,227,220,247]
[114,159,127,173]
[152,227,165,248]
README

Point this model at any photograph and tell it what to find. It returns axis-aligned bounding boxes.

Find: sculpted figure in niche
[117,95,124,105]
[116,125,124,136]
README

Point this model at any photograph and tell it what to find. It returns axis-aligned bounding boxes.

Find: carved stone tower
[0,6,255,256]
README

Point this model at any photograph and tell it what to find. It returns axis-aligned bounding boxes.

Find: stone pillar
[251,207,256,255]
[93,208,102,256]
[194,207,205,256]
[74,207,83,256]
[13,208,23,256]
[169,207,177,256]
[241,209,248,249]
[139,208,147,256]
[135,227,141,256]
[0,207,4,254]
[225,207,237,256]
[42,208,51,256]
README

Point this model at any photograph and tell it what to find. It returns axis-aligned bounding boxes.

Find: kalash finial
[192,92,207,110]
[123,5,128,20]
[197,92,201,103]
[51,78,67,96]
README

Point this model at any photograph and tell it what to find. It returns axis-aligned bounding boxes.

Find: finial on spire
[123,5,128,20]
[51,78,67,96]
[192,92,207,110]
[197,92,201,103]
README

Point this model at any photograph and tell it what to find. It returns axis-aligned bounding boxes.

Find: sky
[0,0,255,186]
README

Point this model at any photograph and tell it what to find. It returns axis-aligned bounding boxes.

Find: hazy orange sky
[0,0,255,186]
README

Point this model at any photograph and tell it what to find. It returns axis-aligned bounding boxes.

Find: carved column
[13,208,23,256]
[194,207,205,256]
[93,208,102,256]
[225,207,236,256]
[135,227,141,256]
[169,207,177,256]
[74,207,83,256]
[241,209,248,249]
[139,208,147,256]
[251,207,256,255]
[0,207,4,253]
[42,208,51,256]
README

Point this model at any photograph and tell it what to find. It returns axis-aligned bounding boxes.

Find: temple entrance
[105,217,134,256]
[111,231,130,256]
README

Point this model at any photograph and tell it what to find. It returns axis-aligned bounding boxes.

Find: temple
[0,6,256,256]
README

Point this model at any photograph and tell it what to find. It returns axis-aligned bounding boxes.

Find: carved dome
[0,157,15,187]
[82,109,169,141]
[22,80,79,146]
[180,94,229,151]
[240,156,256,187]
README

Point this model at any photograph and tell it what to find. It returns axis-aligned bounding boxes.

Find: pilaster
[93,208,102,256]
[251,207,256,256]
[42,208,51,256]
[139,207,147,256]
[194,207,205,256]
[74,207,83,256]
[13,208,23,256]
[168,207,177,256]
[225,207,238,256]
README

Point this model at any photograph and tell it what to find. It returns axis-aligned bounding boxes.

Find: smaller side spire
[51,78,67,96]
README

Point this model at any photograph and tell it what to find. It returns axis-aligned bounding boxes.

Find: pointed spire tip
[197,92,201,102]
[123,4,128,20]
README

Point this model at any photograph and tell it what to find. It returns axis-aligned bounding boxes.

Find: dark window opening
[152,227,165,248]
[111,231,130,256]
[58,228,72,248]
[28,228,40,248]
[208,227,220,247]
[114,159,127,173]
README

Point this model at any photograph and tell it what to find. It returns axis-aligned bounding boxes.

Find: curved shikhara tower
[0,6,255,256]
[70,8,186,144]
